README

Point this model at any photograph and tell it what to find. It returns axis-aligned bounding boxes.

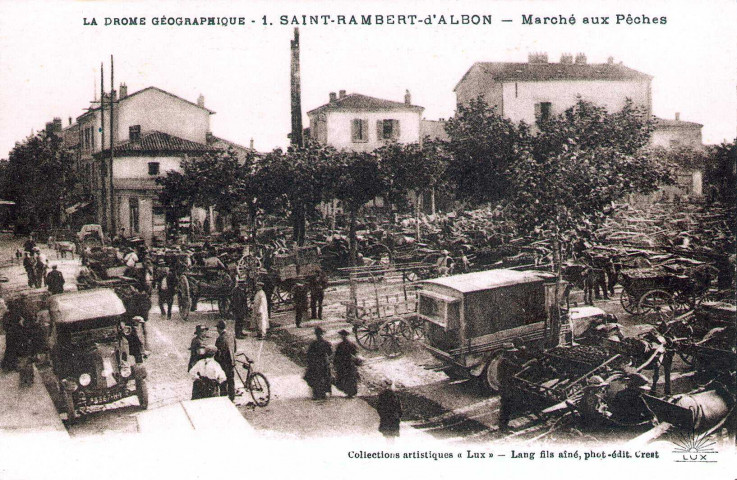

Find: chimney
[560,53,573,65]
[607,56,614,65]
[404,89,411,105]
[129,125,141,142]
[329,92,337,103]
[53,117,62,132]
[339,90,346,99]
[675,112,680,121]
[119,83,128,99]
[68,117,72,126]
[197,94,205,108]
[574,53,587,65]
[111,89,117,102]
[206,131,213,144]
[249,138,254,150]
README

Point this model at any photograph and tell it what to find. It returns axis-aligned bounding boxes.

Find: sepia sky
[0,0,735,160]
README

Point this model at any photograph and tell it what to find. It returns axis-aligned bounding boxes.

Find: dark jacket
[304,337,332,394]
[377,389,402,433]
[215,330,236,370]
[46,270,65,294]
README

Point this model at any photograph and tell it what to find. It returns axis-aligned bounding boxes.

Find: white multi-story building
[454,53,652,125]
[307,90,424,152]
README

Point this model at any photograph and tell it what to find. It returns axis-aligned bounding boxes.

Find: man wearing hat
[304,327,332,400]
[231,282,249,339]
[122,316,147,364]
[188,325,209,371]
[189,345,226,400]
[292,280,309,328]
[45,265,65,294]
[376,379,402,440]
[435,250,453,277]
[333,329,360,398]
[215,320,236,401]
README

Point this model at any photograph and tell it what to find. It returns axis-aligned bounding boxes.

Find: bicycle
[234,352,271,407]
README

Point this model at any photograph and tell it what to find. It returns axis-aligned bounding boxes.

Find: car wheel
[482,353,503,394]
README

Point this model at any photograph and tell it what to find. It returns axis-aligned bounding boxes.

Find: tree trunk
[349,208,358,266]
[414,191,422,241]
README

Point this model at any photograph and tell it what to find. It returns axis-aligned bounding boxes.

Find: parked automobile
[48,289,148,421]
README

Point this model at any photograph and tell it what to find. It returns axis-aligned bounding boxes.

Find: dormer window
[129,125,141,142]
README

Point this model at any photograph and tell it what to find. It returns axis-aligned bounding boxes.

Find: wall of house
[322,110,422,152]
[117,191,155,242]
[113,155,183,178]
[116,89,210,144]
[499,79,651,124]
[651,127,703,148]
[455,75,504,111]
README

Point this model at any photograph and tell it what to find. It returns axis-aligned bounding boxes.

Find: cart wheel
[638,289,676,324]
[482,352,504,394]
[218,297,231,318]
[354,322,381,351]
[401,316,425,341]
[379,319,411,358]
[672,291,696,314]
[620,290,645,315]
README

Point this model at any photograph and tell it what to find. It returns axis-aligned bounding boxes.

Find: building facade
[651,113,704,149]
[454,53,652,125]
[307,90,424,152]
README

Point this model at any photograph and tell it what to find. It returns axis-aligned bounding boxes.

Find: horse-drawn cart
[619,261,714,319]
[340,264,425,358]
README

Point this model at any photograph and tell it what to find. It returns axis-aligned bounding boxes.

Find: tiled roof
[455,62,652,91]
[77,86,215,120]
[654,117,703,128]
[307,93,424,115]
[101,131,216,156]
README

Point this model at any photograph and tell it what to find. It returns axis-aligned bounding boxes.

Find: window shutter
[361,119,368,141]
[392,120,400,139]
[351,119,359,142]
[376,120,383,141]
[534,103,542,120]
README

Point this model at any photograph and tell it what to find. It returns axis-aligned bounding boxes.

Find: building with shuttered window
[454,53,652,126]
[306,90,424,152]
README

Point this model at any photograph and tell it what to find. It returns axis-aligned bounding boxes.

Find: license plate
[87,390,125,405]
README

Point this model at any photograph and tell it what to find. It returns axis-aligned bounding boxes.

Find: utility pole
[109,55,116,235]
[100,64,107,231]
[290,28,303,148]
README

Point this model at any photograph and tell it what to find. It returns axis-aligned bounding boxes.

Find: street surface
[0,238,688,442]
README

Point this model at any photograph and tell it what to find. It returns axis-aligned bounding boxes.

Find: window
[535,102,552,123]
[377,119,400,140]
[129,197,140,234]
[148,162,160,176]
[351,119,368,143]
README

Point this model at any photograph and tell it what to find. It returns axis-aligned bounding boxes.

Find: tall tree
[1,132,80,232]
[329,151,386,265]
[443,97,527,205]
[258,140,338,245]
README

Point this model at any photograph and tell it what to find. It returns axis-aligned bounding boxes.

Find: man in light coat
[252,282,269,339]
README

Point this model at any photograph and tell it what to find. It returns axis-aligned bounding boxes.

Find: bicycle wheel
[248,372,271,407]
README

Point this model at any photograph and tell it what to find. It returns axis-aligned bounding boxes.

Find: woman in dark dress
[304,327,333,400]
[377,379,403,440]
[333,329,359,398]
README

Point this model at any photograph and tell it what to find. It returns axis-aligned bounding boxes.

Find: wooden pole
[109,55,116,236]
